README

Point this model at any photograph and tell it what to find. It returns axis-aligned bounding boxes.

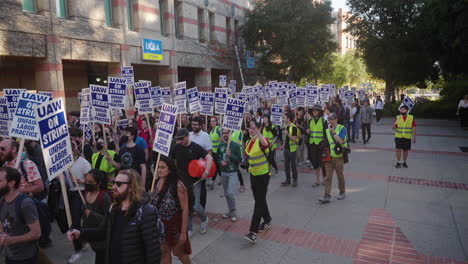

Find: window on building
[56,0,68,18]
[208,12,215,43]
[174,0,182,38]
[234,20,239,47]
[226,17,231,46]
[159,0,166,35]
[22,0,36,12]
[127,0,134,30]
[345,37,348,48]
[104,0,113,26]
[198,8,205,42]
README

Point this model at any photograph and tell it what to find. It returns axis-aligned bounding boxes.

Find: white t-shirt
[67,156,91,191]
[458,99,468,109]
[190,130,213,151]
[350,107,357,122]
[375,100,384,110]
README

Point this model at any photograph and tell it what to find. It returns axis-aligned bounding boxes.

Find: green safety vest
[209,126,221,153]
[92,150,117,189]
[309,117,324,145]
[262,126,277,150]
[395,115,414,139]
[246,138,270,176]
[230,130,243,145]
[325,125,348,158]
[287,124,299,152]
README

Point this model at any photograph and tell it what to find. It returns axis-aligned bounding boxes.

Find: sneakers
[402,162,408,168]
[188,230,193,238]
[274,169,279,176]
[244,232,257,243]
[68,252,83,264]
[281,181,290,186]
[337,192,346,200]
[207,183,214,190]
[297,162,303,166]
[258,221,272,233]
[239,185,245,192]
[395,162,402,168]
[319,195,330,204]
[292,181,297,187]
[305,160,311,164]
[230,211,237,222]
[200,218,209,234]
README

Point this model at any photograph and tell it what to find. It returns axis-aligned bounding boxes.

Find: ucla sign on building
[142,38,163,61]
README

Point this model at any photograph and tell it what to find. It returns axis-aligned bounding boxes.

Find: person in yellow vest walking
[306,105,328,187]
[91,138,121,190]
[281,112,299,187]
[261,115,279,176]
[208,117,221,190]
[244,121,272,243]
[319,113,348,204]
[392,105,416,168]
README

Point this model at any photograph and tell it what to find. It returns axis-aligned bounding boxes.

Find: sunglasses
[113,180,130,187]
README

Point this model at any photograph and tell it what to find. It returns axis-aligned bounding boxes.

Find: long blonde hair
[112,169,144,210]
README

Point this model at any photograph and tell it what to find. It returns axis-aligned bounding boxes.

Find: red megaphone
[188,159,217,178]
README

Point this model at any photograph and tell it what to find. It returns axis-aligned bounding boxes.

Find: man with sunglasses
[171,128,213,235]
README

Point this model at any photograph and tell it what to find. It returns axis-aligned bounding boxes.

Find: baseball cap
[174,128,189,139]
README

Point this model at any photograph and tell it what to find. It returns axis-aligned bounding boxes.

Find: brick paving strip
[351,147,468,157]
[194,210,468,264]
[371,132,468,139]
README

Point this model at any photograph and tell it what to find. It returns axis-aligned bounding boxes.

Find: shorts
[307,143,322,169]
[395,138,411,150]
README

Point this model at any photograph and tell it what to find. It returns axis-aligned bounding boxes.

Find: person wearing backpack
[82,169,112,264]
[281,112,300,187]
[0,167,41,264]
[68,169,162,264]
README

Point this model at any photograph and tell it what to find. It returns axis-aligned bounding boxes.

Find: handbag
[321,147,331,162]
[330,131,351,164]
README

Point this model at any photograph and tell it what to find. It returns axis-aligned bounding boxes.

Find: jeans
[324,157,345,196]
[237,170,244,186]
[270,150,278,171]
[188,181,208,231]
[284,149,298,182]
[346,121,355,142]
[221,171,238,212]
[249,173,272,233]
[361,123,371,141]
[354,115,361,139]
[375,109,383,123]
[297,137,306,163]
[69,191,83,251]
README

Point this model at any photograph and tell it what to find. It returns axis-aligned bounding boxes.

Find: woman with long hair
[261,115,278,175]
[151,157,191,264]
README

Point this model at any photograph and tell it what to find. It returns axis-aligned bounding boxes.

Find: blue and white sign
[108,77,127,109]
[268,81,278,98]
[116,119,131,131]
[9,92,50,140]
[215,88,228,115]
[246,50,256,69]
[222,98,246,131]
[271,104,283,126]
[80,88,91,125]
[358,89,366,101]
[153,104,178,157]
[344,91,355,104]
[134,81,153,115]
[200,92,214,116]
[306,86,319,105]
[276,84,288,106]
[289,88,297,109]
[161,87,172,104]
[187,87,201,114]
[174,82,187,114]
[296,87,307,108]
[400,97,415,112]
[4,89,27,121]
[236,93,249,114]
[34,98,74,181]
[121,66,134,85]
[319,86,330,102]
[339,88,346,98]
[38,91,53,101]
[90,84,111,124]
[219,75,227,87]
[151,86,163,108]
[142,38,163,61]
[80,124,92,141]
[0,97,10,137]
[229,80,237,94]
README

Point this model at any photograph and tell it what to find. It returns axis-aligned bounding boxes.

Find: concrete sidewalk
[39,117,468,264]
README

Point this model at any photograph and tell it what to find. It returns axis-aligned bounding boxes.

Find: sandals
[312,182,320,187]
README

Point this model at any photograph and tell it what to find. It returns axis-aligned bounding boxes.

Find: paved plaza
[41,117,468,264]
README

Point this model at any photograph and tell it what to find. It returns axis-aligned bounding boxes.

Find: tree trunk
[385,79,395,103]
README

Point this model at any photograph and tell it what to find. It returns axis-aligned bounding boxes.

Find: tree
[241,0,337,83]
[320,51,368,88]
[347,0,435,102]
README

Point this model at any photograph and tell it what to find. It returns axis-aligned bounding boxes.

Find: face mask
[84,184,97,192]
[401,112,407,116]
[0,186,9,197]
[120,135,129,144]
[96,143,103,151]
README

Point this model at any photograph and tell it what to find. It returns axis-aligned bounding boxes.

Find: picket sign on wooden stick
[178,114,182,128]
[150,153,161,193]
[146,114,153,139]
[91,122,96,149]
[14,138,25,169]
[59,172,73,228]
[102,126,108,150]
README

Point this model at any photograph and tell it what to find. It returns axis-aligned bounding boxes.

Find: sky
[331,0,349,10]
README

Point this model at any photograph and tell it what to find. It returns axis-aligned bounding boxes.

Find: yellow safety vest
[309,117,324,145]
[395,115,414,139]
[92,150,117,189]
[245,138,270,176]
[230,130,243,145]
[287,124,299,152]
[209,126,221,153]
[325,125,348,158]
[261,125,277,150]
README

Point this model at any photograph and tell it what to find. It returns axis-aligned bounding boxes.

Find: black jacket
[80,200,162,264]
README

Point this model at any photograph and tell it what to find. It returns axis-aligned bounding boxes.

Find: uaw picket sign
[108,77,127,109]
[296,87,307,108]
[215,88,228,115]
[134,81,153,114]
[222,98,246,131]
[90,84,111,124]
[4,89,27,121]
[174,82,187,114]
[187,87,201,114]
[306,86,318,106]
[271,104,283,126]
[38,91,53,101]
[236,93,249,113]
[400,97,416,112]
[117,119,131,131]
[153,104,178,157]
[161,87,172,104]
[9,92,50,140]
[200,92,214,116]
[219,75,227,87]
[151,86,163,108]
[80,124,92,141]
[0,97,10,137]
[35,98,74,180]
[121,66,134,85]
[80,88,91,125]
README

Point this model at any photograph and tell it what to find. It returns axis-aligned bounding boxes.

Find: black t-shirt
[119,145,145,174]
[110,210,128,264]
[171,142,208,187]
[285,125,298,151]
